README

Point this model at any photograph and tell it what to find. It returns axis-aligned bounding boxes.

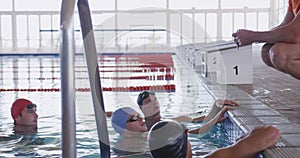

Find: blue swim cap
[111,107,135,135]
[148,120,188,158]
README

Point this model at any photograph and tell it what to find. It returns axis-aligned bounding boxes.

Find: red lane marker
[0,84,175,92]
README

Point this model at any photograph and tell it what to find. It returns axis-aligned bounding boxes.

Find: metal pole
[12,0,17,51]
[77,0,110,157]
[60,0,77,157]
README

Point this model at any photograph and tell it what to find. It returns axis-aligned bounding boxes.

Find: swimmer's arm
[204,126,280,158]
[189,106,234,134]
[188,119,215,134]
[173,100,239,124]
[204,99,239,122]
[192,115,205,123]
[202,102,221,122]
[189,113,220,134]
[171,115,205,123]
[203,146,235,158]
[189,111,223,134]
[172,99,238,124]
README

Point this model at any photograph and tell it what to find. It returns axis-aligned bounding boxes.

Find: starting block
[195,41,226,77]
[177,41,253,84]
[216,41,253,84]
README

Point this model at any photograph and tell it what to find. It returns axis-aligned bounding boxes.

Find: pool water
[0,53,235,157]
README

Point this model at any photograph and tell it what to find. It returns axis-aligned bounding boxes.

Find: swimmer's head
[137,90,155,107]
[111,107,136,135]
[147,120,188,158]
[11,98,34,119]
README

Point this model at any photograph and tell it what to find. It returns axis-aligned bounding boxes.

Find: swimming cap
[137,91,155,106]
[148,120,188,158]
[11,98,33,119]
[111,107,135,135]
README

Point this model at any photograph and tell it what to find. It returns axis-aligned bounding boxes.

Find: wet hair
[147,120,188,158]
[137,91,155,107]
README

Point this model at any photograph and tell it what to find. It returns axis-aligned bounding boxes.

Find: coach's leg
[270,42,300,80]
[261,43,275,68]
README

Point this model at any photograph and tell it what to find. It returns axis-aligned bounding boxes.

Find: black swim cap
[137,91,155,107]
[147,120,188,158]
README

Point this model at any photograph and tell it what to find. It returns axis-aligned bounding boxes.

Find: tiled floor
[235,45,300,125]
[232,45,300,158]
[188,44,300,158]
[195,44,300,125]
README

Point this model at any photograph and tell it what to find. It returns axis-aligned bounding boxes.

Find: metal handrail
[77,0,110,157]
[60,0,77,157]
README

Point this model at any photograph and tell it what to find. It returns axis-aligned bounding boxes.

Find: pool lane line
[0,84,176,92]
[0,74,175,80]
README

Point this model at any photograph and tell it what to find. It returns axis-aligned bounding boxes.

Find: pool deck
[190,44,300,158]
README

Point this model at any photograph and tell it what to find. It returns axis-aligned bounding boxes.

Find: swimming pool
[0,53,237,157]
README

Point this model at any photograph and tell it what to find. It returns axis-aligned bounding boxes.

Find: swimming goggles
[127,113,140,123]
[26,104,37,109]
[137,90,155,106]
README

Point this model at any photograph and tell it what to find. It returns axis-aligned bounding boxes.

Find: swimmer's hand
[105,111,113,117]
[215,99,239,108]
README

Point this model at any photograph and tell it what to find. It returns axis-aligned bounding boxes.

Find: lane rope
[0,84,176,92]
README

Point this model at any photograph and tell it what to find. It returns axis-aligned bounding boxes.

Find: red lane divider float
[0,88,60,92]
[3,74,175,81]
[3,54,175,69]
[0,84,175,92]
[3,65,174,69]
[0,67,174,73]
